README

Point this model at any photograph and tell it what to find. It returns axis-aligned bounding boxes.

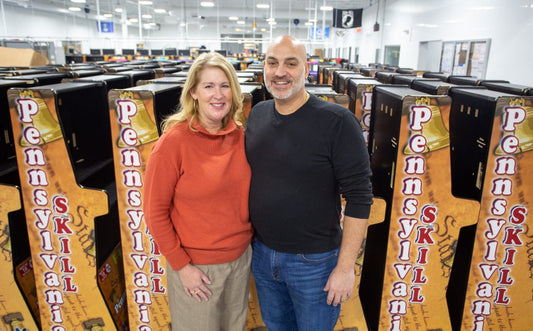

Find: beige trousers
[167,245,252,331]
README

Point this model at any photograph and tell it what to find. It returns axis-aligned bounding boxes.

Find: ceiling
[4,0,375,33]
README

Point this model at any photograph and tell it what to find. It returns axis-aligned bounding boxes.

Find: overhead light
[114,8,123,13]
[180,22,186,26]
[304,21,313,26]
[471,6,494,10]
[68,6,81,11]
[237,20,245,24]
[417,23,438,28]
[70,0,86,3]
[256,3,269,9]
[144,22,158,29]
[268,21,277,25]
[260,28,267,31]
[142,14,152,19]
[103,13,113,18]
[320,6,333,11]
[129,18,139,22]
[229,16,239,20]
[154,8,166,13]
[200,1,215,7]
[266,17,275,22]
[139,1,153,5]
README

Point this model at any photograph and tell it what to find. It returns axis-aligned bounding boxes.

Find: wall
[377,0,533,85]
[1,0,532,85]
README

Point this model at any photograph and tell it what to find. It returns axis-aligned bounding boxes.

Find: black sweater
[245,94,373,253]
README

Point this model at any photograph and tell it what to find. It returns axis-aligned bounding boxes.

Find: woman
[143,52,252,331]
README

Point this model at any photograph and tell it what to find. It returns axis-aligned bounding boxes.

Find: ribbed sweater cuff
[165,247,192,271]
[345,203,372,219]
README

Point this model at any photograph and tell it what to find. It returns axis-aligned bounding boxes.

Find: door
[418,40,442,71]
[384,45,400,66]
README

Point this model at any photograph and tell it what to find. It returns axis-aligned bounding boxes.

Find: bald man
[245,35,373,330]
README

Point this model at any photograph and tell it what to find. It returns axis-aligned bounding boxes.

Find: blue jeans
[251,238,340,331]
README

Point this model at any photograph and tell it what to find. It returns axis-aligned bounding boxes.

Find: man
[245,35,373,330]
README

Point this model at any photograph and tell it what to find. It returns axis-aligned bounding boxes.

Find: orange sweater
[143,119,252,270]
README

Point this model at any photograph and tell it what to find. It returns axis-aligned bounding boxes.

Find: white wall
[377,0,533,85]
[2,0,532,85]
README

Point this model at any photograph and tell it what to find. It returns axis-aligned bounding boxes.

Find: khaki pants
[167,245,252,331]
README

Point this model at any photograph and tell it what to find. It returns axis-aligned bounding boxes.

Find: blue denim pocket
[298,248,339,263]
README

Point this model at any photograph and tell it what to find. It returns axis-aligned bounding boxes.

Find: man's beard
[265,73,306,100]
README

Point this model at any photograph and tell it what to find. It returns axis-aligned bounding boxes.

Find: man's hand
[324,266,355,306]
[324,215,368,306]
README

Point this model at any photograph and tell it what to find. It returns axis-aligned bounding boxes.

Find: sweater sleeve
[143,137,191,270]
[332,111,374,219]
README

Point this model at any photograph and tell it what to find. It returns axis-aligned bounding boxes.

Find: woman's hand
[178,263,213,302]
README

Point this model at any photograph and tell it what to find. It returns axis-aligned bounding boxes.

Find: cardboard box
[0,46,48,67]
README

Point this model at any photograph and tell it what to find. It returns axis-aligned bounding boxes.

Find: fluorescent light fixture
[103,13,113,17]
[200,1,215,7]
[266,17,275,22]
[417,23,438,28]
[70,0,86,3]
[180,22,186,26]
[139,1,153,5]
[235,28,241,31]
[129,18,139,22]
[154,8,166,13]
[320,5,333,11]
[229,16,239,20]
[114,8,123,13]
[256,3,269,9]
[142,14,152,19]
[260,28,267,31]
[268,21,277,25]
[144,22,158,29]
[68,6,81,11]
[304,21,313,26]
[471,6,494,10]
[237,20,245,24]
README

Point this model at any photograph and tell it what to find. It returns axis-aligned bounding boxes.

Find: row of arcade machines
[0,57,532,330]
[321,64,533,330]
[0,57,260,82]
[0,61,266,331]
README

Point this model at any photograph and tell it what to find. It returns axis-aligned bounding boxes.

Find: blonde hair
[161,52,244,133]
